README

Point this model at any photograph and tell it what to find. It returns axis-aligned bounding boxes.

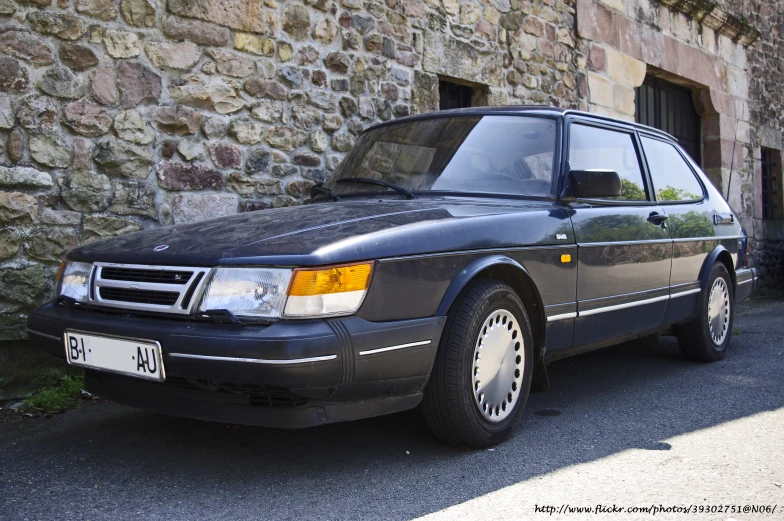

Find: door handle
[647,212,668,226]
[713,213,734,225]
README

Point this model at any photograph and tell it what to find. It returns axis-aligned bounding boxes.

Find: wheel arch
[700,245,736,292]
[436,256,547,388]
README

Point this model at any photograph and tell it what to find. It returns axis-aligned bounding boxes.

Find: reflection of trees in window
[657,185,699,202]
[601,178,646,201]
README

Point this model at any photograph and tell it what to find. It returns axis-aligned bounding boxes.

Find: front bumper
[27,302,445,427]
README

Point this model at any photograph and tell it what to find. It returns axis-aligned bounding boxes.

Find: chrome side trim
[546,312,577,322]
[670,288,702,298]
[578,294,669,317]
[672,235,741,243]
[26,328,61,342]
[380,244,575,263]
[167,353,337,365]
[577,239,673,247]
[737,278,753,285]
[359,340,432,356]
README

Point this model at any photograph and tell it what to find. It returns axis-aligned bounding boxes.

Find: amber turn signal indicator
[55,259,67,286]
[288,262,373,296]
[560,254,572,263]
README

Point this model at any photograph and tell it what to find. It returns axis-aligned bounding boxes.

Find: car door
[637,133,716,324]
[566,119,672,348]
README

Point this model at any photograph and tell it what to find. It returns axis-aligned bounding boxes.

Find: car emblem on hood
[153,245,169,251]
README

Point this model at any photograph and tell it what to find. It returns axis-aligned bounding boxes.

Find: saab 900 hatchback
[28,107,757,448]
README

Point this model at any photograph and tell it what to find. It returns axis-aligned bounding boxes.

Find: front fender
[435,255,541,317]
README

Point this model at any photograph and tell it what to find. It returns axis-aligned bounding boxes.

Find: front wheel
[422,279,534,448]
[677,263,734,362]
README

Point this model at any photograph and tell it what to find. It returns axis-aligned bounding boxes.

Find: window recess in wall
[635,77,701,166]
[439,80,474,110]
[761,147,781,220]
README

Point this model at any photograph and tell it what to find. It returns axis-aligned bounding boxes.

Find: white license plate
[64,330,166,381]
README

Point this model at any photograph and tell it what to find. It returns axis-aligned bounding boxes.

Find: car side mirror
[567,169,622,199]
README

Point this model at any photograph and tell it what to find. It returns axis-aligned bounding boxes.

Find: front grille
[165,377,311,408]
[101,267,193,285]
[91,263,212,315]
[99,287,180,306]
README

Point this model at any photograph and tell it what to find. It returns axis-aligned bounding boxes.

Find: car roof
[365,105,676,142]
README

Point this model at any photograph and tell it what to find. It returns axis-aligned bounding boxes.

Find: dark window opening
[439,80,474,110]
[635,77,701,166]
[761,148,780,220]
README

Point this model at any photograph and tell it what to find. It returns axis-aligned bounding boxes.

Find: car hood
[70,198,573,266]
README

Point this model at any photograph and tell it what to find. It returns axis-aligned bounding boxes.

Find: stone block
[121,0,156,27]
[104,29,140,58]
[152,105,204,135]
[146,41,202,71]
[59,43,99,71]
[75,0,117,21]
[93,139,153,178]
[60,169,112,211]
[598,0,625,12]
[114,109,154,144]
[111,179,156,217]
[0,96,12,129]
[157,161,222,190]
[423,31,503,87]
[168,0,268,33]
[28,11,87,41]
[606,48,646,87]
[117,62,161,108]
[63,100,112,136]
[0,57,29,93]
[169,75,244,114]
[90,67,118,105]
[82,216,141,244]
[30,134,73,168]
[161,16,229,46]
[208,49,254,78]
[613,84,635,115]
[0,229,21,260]
[171,193,238,224]
[587,72,613,108]
[0,166,53,189]
[26,228,79,262]
[209,142,242,169]
[0,192,38,224]
[0,29,54,65]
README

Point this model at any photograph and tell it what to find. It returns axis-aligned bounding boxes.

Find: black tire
[677,263,734,362]
[422,279,534,448]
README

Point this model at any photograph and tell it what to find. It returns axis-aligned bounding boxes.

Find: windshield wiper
[336,177,415,199]
[309,183,340,202]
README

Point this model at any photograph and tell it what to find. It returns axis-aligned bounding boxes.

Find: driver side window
[568,124,648,201]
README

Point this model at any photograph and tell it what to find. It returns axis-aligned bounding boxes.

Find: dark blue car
[28,107,757,447]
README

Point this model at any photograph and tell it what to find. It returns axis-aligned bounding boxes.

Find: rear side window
[568,124,647,201]
[640,136,704,202]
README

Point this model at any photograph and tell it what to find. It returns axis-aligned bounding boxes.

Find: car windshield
[324,115,557,198]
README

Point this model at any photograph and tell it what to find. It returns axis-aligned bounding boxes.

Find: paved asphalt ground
[1,299,782,521]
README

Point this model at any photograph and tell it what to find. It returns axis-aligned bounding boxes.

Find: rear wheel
[422,279,533,448]
[677,263,734,362]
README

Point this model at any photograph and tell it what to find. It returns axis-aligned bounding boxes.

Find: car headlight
[56,260,92,302]
[197,263,374,320]
[284,262,373,318]
[198,268,292,318]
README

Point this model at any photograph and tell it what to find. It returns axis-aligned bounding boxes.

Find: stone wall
[0,0,583,340]
[744,0,784,294]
